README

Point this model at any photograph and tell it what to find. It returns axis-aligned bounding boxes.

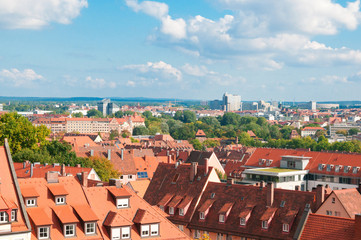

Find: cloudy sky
[1,0,361,101]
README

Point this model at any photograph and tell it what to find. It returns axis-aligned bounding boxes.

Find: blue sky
[1,0,361,101]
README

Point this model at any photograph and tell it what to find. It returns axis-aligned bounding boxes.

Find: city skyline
[1,0,361,101]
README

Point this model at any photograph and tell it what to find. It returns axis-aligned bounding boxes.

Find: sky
[1,0,361,101]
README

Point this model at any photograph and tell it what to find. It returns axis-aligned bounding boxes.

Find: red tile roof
[300,214,355,240]
[27,208,53,226]
[133,209,159,224]
[332,188,361,218]
[103,211,132,227]
[52,205,79,224]
[48,184,69,196]
[72,205,99,222]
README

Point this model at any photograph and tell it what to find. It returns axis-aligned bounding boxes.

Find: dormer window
[335,165,340,172]
[200,212,205,220]
[38,226,50,239]
[240,218,246,226]
[318,164,324,171]
[64,224,76,237]
[179,208,184,216]
[344,166,350,173]
[283,223,289,232]
[11,210,17,222]
[0,212,9,223]
[169,207,174,215]
[26,198,37,207]
[141,224,149,237]
[85,222,96,235]
[219,214,225,223]
[150,224,159,236]
[55,196,66,205]
[353,167,359,174]
[117,198,129,209]
[262,220,268,229]
[326,164,332,172]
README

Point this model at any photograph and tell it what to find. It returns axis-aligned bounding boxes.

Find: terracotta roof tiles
[52,205,79,224]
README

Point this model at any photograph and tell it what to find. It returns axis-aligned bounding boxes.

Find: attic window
[240,218,246,226]
[117,198,129,209]
[219,214,225,223]
[318,164,324,171]
[171,174,180,184]
[262,221,268,229]
[26,198,37,207]
[0,212,9,223]
[344,166,351,173]
[200,212,205,220]
[352,167,359,174]
[169,207,174,215]
[326,164,332,172]
[335,165,342,172]
[280,201,286,208]
[210,193,215,199]
[282,223,289,232]
[266,160,273,166]
[55,196,66,205]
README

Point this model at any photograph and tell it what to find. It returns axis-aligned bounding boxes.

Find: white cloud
[0,68,44,87]
[126,0,361,69]
[0,0,88,29]
[85,76,116,89]
[120,61,182,83]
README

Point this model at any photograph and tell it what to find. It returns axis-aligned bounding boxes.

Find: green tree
[348,128,360,136]
[115,111,124,118]
[133,126,149,135]
[72,112,83,117]
[87,109,103,118]
[142,111,153,119]
[80,156,120,182]
[0,112,50,153]
[190,139,202,150]
[110,130,119,140]
[336,130,348,136]
[182,110,196,123]
[221,112,240,126]
[174,111,183,121]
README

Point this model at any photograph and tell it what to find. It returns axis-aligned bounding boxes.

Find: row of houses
[32,114,145,134]
[0,140,190,240]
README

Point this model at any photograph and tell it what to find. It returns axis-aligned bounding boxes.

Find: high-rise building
[222,93,241,111]
[97,99,119,116]
[209,100,222,110]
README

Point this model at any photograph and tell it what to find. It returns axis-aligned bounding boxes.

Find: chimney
[355,214,361,240]
[30,164,34,178]
[90,149,94,156]
[190,162,198,182]
[267,182,274,207]
[109,178,122,188]
[77,164,81,168]
[204,158,209,176]
[46,171,59,183]
[227,177,234,186]
[168,155,172,164]
[295,185,300,191]
[121,149,124,160]
[61,164,66,176]
[107,149,111,160]
[316,184,325,208]
[81,172,88,187]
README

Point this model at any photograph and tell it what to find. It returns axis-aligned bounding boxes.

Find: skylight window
[280,201,286,207]
[172,174,180,184]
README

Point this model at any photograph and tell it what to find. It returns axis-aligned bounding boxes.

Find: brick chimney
[81,172,88,187]
[227,177,234,186]
[46,171,59,183]
[316,184,325,208]
[355,214,361,240]
[190,162,198,182]
[267,182,274,207]
[204,158,209,176]
[109,178,122,188]
[61,164,66,176]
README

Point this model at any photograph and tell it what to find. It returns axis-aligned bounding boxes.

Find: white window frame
[11,210,16,222]
[179,208,184,216]
[85,222,96,235]
[219,214,225,223]
[0,212,9,223]
[262,220,268,229]
[194,229,200,239]
[169,207,174,215]
[282,223,289,232]
[332,197,336,203]
[141,224,150,237]
[178,225,184,231]
[117,198,129,209]
[121,226,130,239]
[38,226,50,239]
[111,227,120,240]
[55,196,66,205]
[240,217,246,226]
[150,224,159,236]
[26,198,36,207]
[64,224,76,237]
[199,212,205,220]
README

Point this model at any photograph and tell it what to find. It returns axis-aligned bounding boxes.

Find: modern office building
[97,99,120,116]
[222,93,241,111]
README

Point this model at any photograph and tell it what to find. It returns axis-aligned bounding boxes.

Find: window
[335,211,341,217]
[217,233,223,240]
[169,207,174,215]
[199,212,205,220]
[65,224,75,237]
[117,198,129,208]
[122,226,130,239]
[150,224,159,236]
[318,164,323,171]
[179,208,184,216]
[353,167,359,174]
[326,210,332,216]
[159,206,164,211]
[344,166,350,173]
[55,196,66,205]
[26,198,36,207]
[39,226,50,239]
[262,221,268,229]
[141,224,149,237]
[128,175,132,179]
[326,164,331,172]
[11,210,16,222]
[85,222,96,235]
[335,165,341,172]
[219,214,225,223]
[178,225,184,231]
[194,230,200,239]
[332,197,336,203]
[111,227,120,240]
[240,218,246,226]
[283,224,289,232]
[0,212,8,223]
